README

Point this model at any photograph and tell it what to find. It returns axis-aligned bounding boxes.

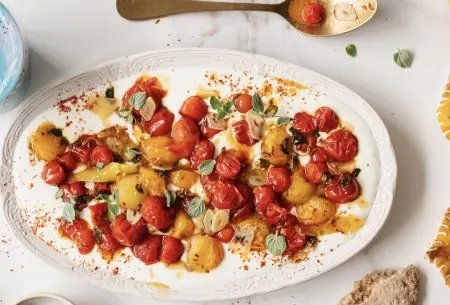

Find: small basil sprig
[252,93,265,115]
[105,86,115,99]
[99,190,121,220]
[188,197,206,218]
[62,203,76,222]
[116,108,136,125]
[265,233,287,256]
[277,117,292,125]
[164,190,176,207]
[197,159,216,176]
[394,49,413,68]
[346,44,357,57]
[129,92,147,109]
[210,96,234,120]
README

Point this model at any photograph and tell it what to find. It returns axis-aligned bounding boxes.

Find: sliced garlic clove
[334,3,357,21]
[126,209,142,225]
[245,111,264,140]
[211,210,229,233]
[204,113,226,131]
[140,97,157,121]
[202,209,215,234]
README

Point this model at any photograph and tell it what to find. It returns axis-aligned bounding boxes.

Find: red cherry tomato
[171,117,200,144]
[179,96,208,121]
[267,167,292,192]
[302,3,326,24]
[322,130,358,162]
[315,107,339,132]
[234,94,253,113]
[293,112,317,134]
[89,203,109,227]
[123,77,164,118]
[209,180,244,210]
[305,162,329,184]
[42,159,66,185]
[280,225,306,254]
[308,135,318,150]
[190,140,215,170]
[232,120,256,146]
[235,182,252,204]
[133,235,163,265]
[216,225,235,243]
[58,152,77,172]
[231,200,254,223]
[324,173,360,203]
[280,214,299,228]
[311,147,328,163]
[160,236,184,264]
[167,142,196,158]
[60,181,87,202]
[90,146,114,166]
[215,153,241,179]
[89,204,122,254]
[69,137,97,164]
[263,202,288,225]
[200,119,222,139]
[141,107,174,136]
[94,182,111,195]
[111,214,147,247]
[60,217,95,254]
[141,196,176,230]
[253,186,277,212]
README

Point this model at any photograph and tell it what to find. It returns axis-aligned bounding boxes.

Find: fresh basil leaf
[116,108,130,118]
[265,234,287,256]
[394,49,413,68]
[164,190,176,207]
[108,203,120,220]
[130,92,147,109]
[289,127,306,145]
[210,96,222,110]
[277,117,292,125]
[187,197,206,218]
[346,44,357,57]
[95,162,105,169]
[112,190,119,203]
[62,203,76,222]
[216,110,227,121]
[98,194,110,202]
[222,101,234,112]
[252,93,264,114]
[198,159,216,176]
[105,86,115,99]
[127,113,136,125]
[55,189,64,199]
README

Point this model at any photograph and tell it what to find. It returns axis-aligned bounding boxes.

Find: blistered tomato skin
[293,112,317,134]
[60,181,87,201]
[232,120,256,146]
[111,214,147,247]
[216,225,235,243]
[322,130,358,162]
[123,77,164,117]
[267,167,292,192]
[200,119,222,139]
[315,107,339,132]
[69,137,97,164]
[324,173,360,203]
[90,146,114,166]
[141,196,176,230]
[179,96,208,121]
[42,159,66,185]
[60,217,95,254]
[305,162,329,184]
[231,200,254,223]
[171,117,200,144]
[58,152,77,172]
[209,180,244,210]
[215,153,242,179]
[133,235,163,265]
[190,140,215,170]
[160,236,185,264]
[280,225,306,254]
[311,147,328,163]
[253,186,277,212]
[302,3,326,24]
[234,94,253,113]
[141,107,174,136]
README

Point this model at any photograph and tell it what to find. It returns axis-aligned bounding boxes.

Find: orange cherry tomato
[42,159,66,185]
[133,235,163,265]
[215,152,241,179]
[234,94,253,113]
[190,140,215,170]
[293,112,317,134]
[311,147,328,163]
[280,225,306,254]
[140,107,174,136]
[323,173,360,203]
[200,117,222,139]
[209,180,244,210]
[305,162,329,184]
[167,142,196,158]
[315,107,339,132]
[123,77,164,118]
[302,3,326,24]
[111,214,147,247]
[232,120,255,146]
[216,225,235,243]
[58,152,77,172]
[322,130,358,162]
[179,96,208,121]
[141,196,176,230]
[267,167,292,192]
[90,146,114,166]
[60,217,95,254]
[160,236,184,264]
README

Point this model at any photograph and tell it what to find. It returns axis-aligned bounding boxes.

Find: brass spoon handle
[117,0,282,20]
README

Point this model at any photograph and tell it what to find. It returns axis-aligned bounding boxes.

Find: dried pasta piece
[436,76,450,139]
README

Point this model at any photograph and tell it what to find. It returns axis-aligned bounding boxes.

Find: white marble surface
[0,0,449,304]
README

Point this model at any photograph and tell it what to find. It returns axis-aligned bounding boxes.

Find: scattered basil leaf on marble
[105,86,115,99]
[394,49,413,68]
[129,92,147,109]
[346,44,357,57]
[62,203,76,222]
[188,197,206,218]
[277,117,292,125]
[252,93,264,115]
[198,159,216,176]
[164,190,176,207]
[265,234,286,256]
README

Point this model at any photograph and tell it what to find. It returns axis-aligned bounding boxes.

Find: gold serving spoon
[117,0,377,36]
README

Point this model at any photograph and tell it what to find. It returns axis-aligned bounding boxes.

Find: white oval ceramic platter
[1,49,396,301]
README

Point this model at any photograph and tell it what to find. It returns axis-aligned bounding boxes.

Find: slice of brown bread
[338,265,420,305]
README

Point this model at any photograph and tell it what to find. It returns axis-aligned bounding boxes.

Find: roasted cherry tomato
[133,235,163,265]
[42,159,66,185]
[322,130,358,162]
[59,181,87,201]
[216,225,235,243]
[141,196,176,230]
[89,203,122,254]
[315,107,339,132]
[141,107,174,136]
[235,182,252,204]
[160,236,184,264]
[69,137,97,164]
[90,146,114,167]
[308,135,318,150]
[253,186,277,212]
[215,152,241,179]
[167,142,196,158]
[111,214,147,247]
[209,180,244,210]
[232,120,255,146]
[58,152,77,172]
[263,202,288,225]
[200,119,222,139]
[280,214,299,228]
[293,112,317,134]
[89,203,109,227]
[267,167,292,193]
[179,96,208,121]
[305,162,329,184]
[123,77,164,117]
[94,182,111,195]
[171,117,200,144]
[302,3,326,24]
[280,225,306,254]
[323,173,361,203]
[234,94,253,113]
[231,200,254,223]
[190,140,215,170]
[311,147,328,163]
[60,217,95,254]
